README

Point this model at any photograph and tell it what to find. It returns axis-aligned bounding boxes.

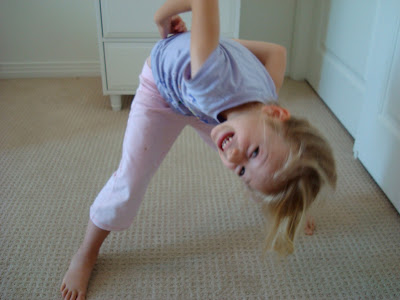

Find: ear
[262,105,291,121]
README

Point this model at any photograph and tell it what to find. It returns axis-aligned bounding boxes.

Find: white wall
[239,0,296,74]
[0,0,99,78]
[0,0,298,79]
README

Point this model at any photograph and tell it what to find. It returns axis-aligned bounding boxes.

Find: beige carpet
[1,76,399,300]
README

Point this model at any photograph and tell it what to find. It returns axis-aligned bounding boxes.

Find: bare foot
[60,248,98,300]
[304,215,315,235]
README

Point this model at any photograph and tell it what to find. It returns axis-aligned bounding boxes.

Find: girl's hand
[156,15,187,39]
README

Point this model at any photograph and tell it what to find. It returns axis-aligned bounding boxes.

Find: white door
[354,0,400,212]
[306,0,400,212]
[307,0,378,137]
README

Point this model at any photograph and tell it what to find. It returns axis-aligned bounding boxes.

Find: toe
[77,292,86,300]
[70,291,78,300]
[62,287,69,299]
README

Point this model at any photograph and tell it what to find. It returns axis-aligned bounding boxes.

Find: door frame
[289,0,316,80]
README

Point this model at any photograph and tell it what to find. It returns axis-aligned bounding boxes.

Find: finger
[178,23,186,31]
[171,15,181,22]
[172,24,182,33]
[173,21,182,29]
[170,15,180,26]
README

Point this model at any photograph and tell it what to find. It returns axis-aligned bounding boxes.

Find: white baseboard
[0,61,101,79]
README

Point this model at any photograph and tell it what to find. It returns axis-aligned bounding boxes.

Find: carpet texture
[1,77,399,300]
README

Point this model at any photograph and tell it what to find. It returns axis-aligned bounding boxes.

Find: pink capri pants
[90,61,216,231]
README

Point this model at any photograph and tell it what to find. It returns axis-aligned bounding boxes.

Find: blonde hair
[257,115,337,256]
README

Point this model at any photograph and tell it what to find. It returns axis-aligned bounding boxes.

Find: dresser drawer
[101,0,165,39]
[104,42,154,91]
[100,0,237,39]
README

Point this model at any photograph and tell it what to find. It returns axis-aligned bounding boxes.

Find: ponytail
[260,116,337,255]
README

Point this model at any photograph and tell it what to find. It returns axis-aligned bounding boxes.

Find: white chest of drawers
[94,0,241,110]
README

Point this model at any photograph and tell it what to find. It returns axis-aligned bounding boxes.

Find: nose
[226,147,246,164]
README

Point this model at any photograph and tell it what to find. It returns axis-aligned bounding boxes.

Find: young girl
[61,0,336,299]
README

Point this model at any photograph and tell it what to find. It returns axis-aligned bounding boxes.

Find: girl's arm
[234,39,287,94]
[190,0,220,77]
[154,0,191,38]
[154,0,220,78]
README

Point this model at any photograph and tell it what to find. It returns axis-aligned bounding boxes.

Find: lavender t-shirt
[151,32,277,125]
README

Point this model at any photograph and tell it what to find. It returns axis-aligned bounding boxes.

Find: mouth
[218,133,234,151]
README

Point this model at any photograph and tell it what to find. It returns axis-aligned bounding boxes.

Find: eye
[239,167,245,177]
[251,147,259,158]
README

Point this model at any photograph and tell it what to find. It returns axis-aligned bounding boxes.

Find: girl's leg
[61,220,109,300]
[61,62,188,300]
[89,65,188,231]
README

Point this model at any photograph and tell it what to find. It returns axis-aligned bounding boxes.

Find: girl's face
[210,105,290,194]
